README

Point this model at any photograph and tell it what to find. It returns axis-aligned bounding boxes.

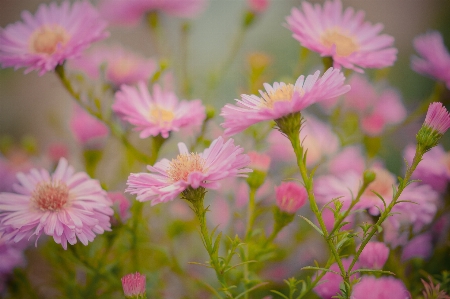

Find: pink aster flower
[351,276,410,299]
[314,258,359,299]
[275,182,307,214]
[0,236,26,275]
[69,45,157,87]
[248,0,270,14]
[0,158,113,250]
[221,68,350,136]
[0,1,108,76]
[423,102,450,135]
[70,105,109,146]
[401,233,433,261]
[121,272,146,298]
[412,31,450,89]
[286,0,397,72]
[99,0,207,25]
[358,241,389,269]
[126,136,251,205]
[113,82,206,139]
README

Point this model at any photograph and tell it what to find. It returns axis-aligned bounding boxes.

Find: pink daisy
[121,272,146,298]
[411,31,450,89]
[99,0,207,26]
[126,136,252,205]
[113,82,206,139]
[221,67,350,136]
[0,1,108,76]
[351,276,410,299]
[286,0,397,72]
[0,158,113,250]
[70,105,109,146]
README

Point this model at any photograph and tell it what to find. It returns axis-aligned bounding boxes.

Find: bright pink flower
[248,0,269,13]
[351,276,410,299]
[358,241,389,269]
[0,1,108,76]
[70,105,109,146]
[126,137,251,205]
[0,158,113,249]
[412,31,450,89]
[121,272,146,297]
[314,258,359,299]
[248,151,271,172]
[113,82,205,139]
[221,68,350,136]
[99,0,207,25]
[69,45,157,87]
[275,182,307,214]
[423,102,450,135]
[286,0,397,72]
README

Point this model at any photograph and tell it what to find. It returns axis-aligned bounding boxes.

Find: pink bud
[424,102,450,135]
[248,151,271,172]
[121,272,146,297]
[358,241,389,269]
[248,0,269,13]
[275,182,307,214]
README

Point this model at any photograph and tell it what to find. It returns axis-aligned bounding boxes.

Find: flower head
[0,158,113,249]
[221,68,350,136]
[314,258,359,299]
[275,182,307,214]
[412,31,450,89]
[417,102,450,151]
[351,276,410,299]
[0,1,108,75]
[113,82,206,139]
[358,241,389,269]
[126,137,251,205]
[121,272,146,299]
[70,105,109,146]
[286,0,397,72]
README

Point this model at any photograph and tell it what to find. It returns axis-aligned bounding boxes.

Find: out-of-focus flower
[404,144,450,193]
[221,68,350,136]
[401,233,433,261]
[247,151,271,189]
[358,241,389,269]
[286,0,397,72]
[47,143,69,163]
[421,276,450,299]
[126,137,251,205]
[0,237,26,275]
[0,158,113,250]
[412,31,450,89]
[0,1,108,75]
[108,192,131,222]
[314,258,359,299]
[0,151,34,193]
[417,102,450,152]
[275,182,307,214]
[69,45,157,87]
[70,105,109,146]
[351,276,410,299]
[248,0,269,14]
[99,0,207,25]
[121,272,146,299]
[113,82,205,139]
[328,146,365,176]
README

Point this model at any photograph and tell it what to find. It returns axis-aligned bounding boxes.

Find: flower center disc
[261,84,303,109]
[149,106,175,125]
[31,181,70,212]
[29,25,70,55]
[167,153,205,182]
[321,29,359,57]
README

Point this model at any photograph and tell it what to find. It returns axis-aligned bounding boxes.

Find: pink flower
[47,143,69,163]
[314,258,359,299]
[248,0,269,13]
[121,272,146,297]
[423,102,450,135]
[328,146,365,176]
[70,105,109,146]
[275,182,307,214]
[69,45,157,86]
[126,136,251,205]
[358,241,389,269]
[0,237,26,275]
[0,1,108,76]
[401,233,433,261]
[113,82,206,139]
[351,276,410,299]
[412,31,450,89]
[221,68,350,136]
[286,0,397,72]
[0,158,113,249]
[108,192,131,222]
[248,151,271,172]
[99,0,207,25]
[0,152,34,193]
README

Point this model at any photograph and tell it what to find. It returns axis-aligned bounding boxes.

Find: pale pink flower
[358,241,389,269]
[99,0,207,25]
[404,144,450,193]
[47,143,69,163]
[0,237,26,275]
[0,158,113,249]
[121,272,146,297]
[0,1,108,75]
[69,45,157,87]
[314,258,359,299]
[401,233,433,261]
[351,276,410,299]
[0,152,34,193]
[275,182,307,214]
[113,82,206,139]
[423,102,450,135]
[126,137,251,205]
[328,146,365,176]
[70,105,109,146]
[412,31,450,89]
[248,0,269,13]
[108,192,131,222]
[286,0,397,72]
[248,151,271,172]
[221,68,350,136]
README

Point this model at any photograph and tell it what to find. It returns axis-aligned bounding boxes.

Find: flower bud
[275,182,307,214]
[246,151,271,189]
[416,102,450,152]
[121,272,147,299]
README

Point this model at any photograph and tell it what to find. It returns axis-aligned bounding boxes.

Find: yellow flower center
[29,25,70,55]
[149,106,175,125]
[321,28,359,57]
[167,153,205,182]
[260,84,304,109]
[31,181,70,212]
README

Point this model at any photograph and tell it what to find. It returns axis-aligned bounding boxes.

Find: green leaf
[235,282,269,299]
[270,290,289,299]
[299,216,324,236]
[350,269,395,276]
[301,266,339,274]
